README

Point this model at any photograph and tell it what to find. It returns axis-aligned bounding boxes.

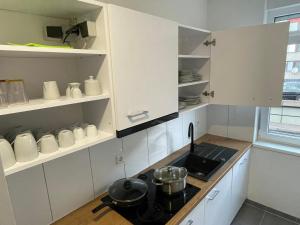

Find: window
[258,5,300,147]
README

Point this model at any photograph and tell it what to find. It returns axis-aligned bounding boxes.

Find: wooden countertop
[53,134,252,225]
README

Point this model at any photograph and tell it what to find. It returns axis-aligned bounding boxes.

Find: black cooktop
[101,170,200,225]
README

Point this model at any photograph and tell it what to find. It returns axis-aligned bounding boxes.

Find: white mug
[37,134,59,154]
[73,127,85,142]
[14,132,38,162]
[0,138,16,169]
[84,76,101,96]
[85,125,98,138]
[70,83,82,98]
[43,81,60,100]
[57,130,75,148]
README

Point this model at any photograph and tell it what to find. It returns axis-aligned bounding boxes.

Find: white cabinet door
[108,5,178,131]
[180,200,205,225]
[204,170,232,225]
[230,150,251,222]
[210,22,289,107]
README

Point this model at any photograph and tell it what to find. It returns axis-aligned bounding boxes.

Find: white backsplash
[6,107,207,225]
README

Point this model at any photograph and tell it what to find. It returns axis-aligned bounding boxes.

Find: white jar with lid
[84,76,102,96]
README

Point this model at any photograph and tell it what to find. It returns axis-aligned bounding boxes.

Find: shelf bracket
[204,39,216,47]
[203,90,215,98]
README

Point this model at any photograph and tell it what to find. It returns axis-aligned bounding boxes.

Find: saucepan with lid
[152,166,188,195]
[92,177,148,213]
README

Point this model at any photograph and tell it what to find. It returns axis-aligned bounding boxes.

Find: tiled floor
[231,202,300,225]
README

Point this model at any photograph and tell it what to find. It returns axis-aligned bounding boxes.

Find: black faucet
[188,122,194,153]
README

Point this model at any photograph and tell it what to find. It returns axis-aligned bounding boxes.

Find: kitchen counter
[52,134,252,225]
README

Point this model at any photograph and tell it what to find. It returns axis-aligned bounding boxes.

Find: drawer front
[180,200,205,225]
[205,170,232,225]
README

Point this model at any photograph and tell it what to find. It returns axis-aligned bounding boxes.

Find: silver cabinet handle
[207,189,220,200]
[187,219,194,225]
[127,110,149,118]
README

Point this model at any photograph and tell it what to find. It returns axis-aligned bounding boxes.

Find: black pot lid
[108,178,148,203]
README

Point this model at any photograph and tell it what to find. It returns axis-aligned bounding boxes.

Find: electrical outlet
[43,25,63,41]
[115,150,124,165]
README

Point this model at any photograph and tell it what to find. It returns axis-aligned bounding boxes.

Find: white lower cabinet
[181,150,251,225]
[230,149,250,221]
[204,170,232,225]
[180,200,205,225]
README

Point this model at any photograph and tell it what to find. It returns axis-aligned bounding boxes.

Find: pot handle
[92,202,111,214]
[152,179,163,186]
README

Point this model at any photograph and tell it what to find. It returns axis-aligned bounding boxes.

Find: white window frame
[256,4,300,149]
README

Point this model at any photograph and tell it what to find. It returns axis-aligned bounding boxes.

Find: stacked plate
[179,95,201,107]
[179,70,202,84]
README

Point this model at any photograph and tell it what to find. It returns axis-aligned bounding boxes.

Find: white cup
[73,127,86,142]
[70,83,82,98]
[14,132,38,162]
[85,125,98,138]
[84,76,102,96]
[37,134,59,154]
[0,138,16,169]
[43,81,60,100]
[57,130,75,148]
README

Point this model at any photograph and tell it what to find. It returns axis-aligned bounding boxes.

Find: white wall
[100,0,207,28]
[267,0,300,9]
[248,147,300,218]
[207,0,265,31]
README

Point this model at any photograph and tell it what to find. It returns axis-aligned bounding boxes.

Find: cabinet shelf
[178,54,210,59]
[0,93,110,116]
[4,131,115,176]
[178,80,209,87]
[179,103,209,114]
[178,24,211,34]
[0,45,106,58]
[0,0,104,19]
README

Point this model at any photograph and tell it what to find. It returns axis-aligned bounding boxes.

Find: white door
[205,170,232,225]
[230,150,251,221]
[210,22,289,106]
[108,5,178,131]
[180,199,205,225]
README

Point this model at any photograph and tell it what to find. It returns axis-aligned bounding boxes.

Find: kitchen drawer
[204,170,232,225]
[180,200,205,225]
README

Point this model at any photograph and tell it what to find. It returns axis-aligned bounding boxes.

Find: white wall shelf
[0,94,110,116]
[178,54,210,59]
[4,131,115,176]
[0,0,104,19]
[178,24,211,34]
[179,103,209,114]
[0,45,106,58]
[178,80,209,87]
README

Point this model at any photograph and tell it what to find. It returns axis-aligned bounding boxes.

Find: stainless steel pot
[152,166,187,195]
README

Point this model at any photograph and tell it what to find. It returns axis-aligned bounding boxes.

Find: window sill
[253,141,300,157]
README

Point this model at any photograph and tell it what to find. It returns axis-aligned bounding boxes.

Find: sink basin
[170,143,238,181]
[171,153,222,181]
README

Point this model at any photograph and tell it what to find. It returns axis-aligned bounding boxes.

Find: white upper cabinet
[107,5,178,132]
[210,22,289,106]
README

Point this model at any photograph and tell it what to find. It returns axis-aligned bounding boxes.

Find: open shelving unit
[4,131,115,176]
[178,80,209,88]
[0,0,116,176]
[0,93,109,116]
[178,24,211,112]
[179,103,209,114]
[0,45,106,58]
[178,54,210,59]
